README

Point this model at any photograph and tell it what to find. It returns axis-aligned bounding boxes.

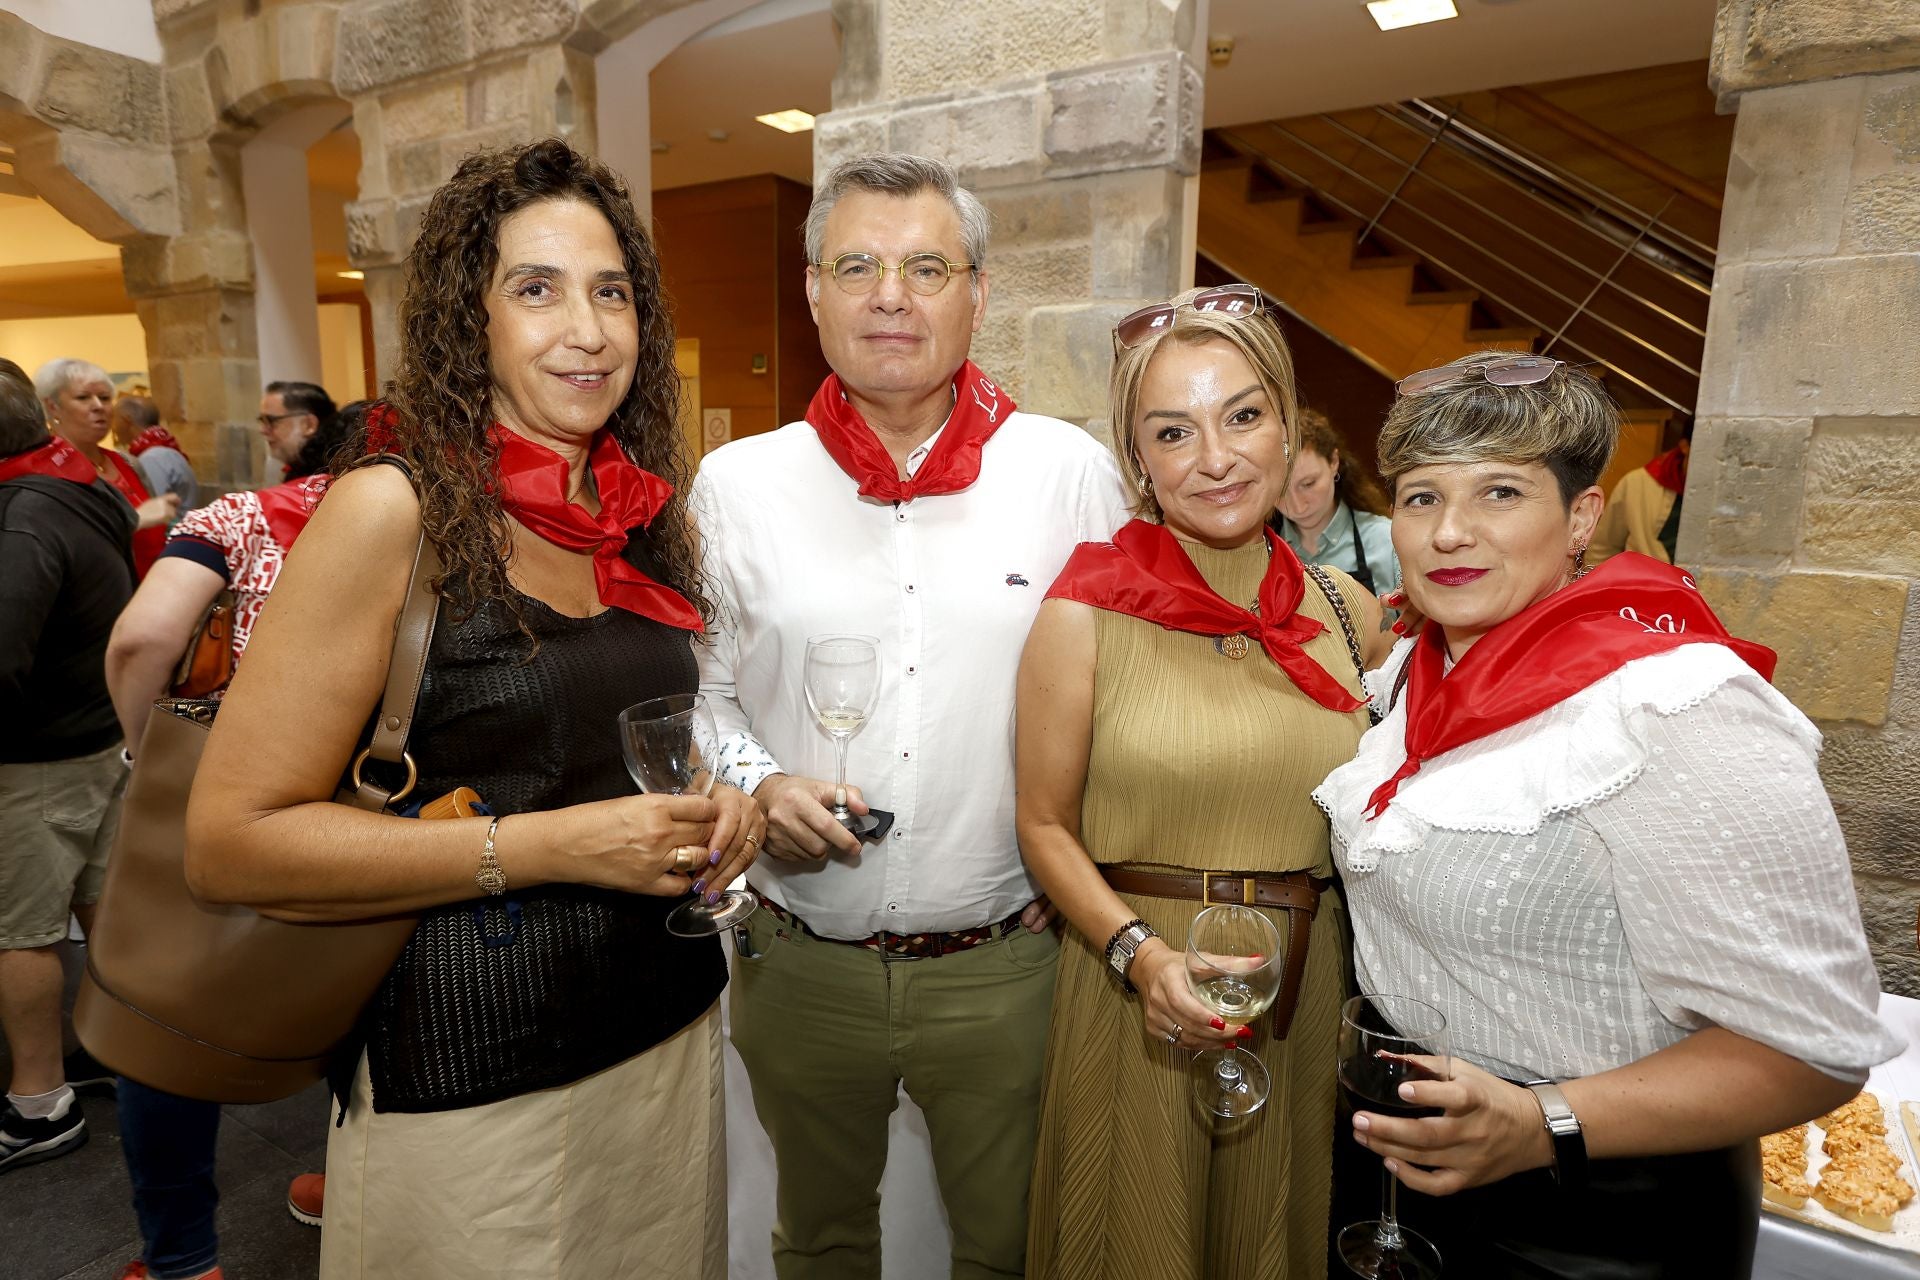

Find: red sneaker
[287,1171,324,1226]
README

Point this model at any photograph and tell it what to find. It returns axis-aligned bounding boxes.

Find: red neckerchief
[128,426,188,460]
[1365,552,1777,820]
[101,448,165,578]
[1643,444,1688,494]
[255,473,332,551]
[1045,519,1365,713]
[806,360,1012,502]
[492,426,701,631]
[0,437,97,486]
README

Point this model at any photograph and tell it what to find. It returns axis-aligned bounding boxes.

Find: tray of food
[1761,1092,1920,1251]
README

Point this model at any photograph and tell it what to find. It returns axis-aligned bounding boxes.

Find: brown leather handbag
[169,589,236,698]
[74,529,445,1103]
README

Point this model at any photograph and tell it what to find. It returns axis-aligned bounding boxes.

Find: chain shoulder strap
[1303,563,1380,726]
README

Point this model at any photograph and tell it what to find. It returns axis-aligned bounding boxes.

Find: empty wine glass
[1336,994,1451,1280]
[802,634,881,839]
[1185,905,1284,1118]
[618,693,756,937]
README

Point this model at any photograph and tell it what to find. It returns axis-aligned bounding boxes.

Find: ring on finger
[1165,1024,1182,1044]
[672,845,705,873]
[744,833,760,849]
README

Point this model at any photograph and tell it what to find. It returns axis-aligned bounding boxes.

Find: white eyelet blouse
[1313,639,1903,1083]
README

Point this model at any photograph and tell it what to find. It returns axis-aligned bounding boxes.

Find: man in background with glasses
[256,380,335,483]
[692,152,1131,1279]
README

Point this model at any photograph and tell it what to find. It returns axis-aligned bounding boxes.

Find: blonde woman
[1018,284,1393,1279]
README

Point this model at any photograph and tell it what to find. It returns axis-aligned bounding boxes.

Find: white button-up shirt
[691,410,1131,939]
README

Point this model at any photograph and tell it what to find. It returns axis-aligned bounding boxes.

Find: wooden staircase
[1197,108,1717,492]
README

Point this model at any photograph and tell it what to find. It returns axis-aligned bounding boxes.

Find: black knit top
[356,554,725,1114]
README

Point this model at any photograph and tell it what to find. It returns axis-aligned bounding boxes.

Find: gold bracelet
[475,817,507,896]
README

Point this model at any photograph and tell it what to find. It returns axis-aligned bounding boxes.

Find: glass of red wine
[1336,994,1450,1280]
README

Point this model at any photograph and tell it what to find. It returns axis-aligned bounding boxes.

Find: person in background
[186,138,759,1280]
[1019,286,1389,1280]
[694,151,1131,1279]
[1272,407,1400,597]
[257,381,336,481]
[100,401,371,1280]
[115,395,199,515]
[1588,421,1692,565]
[35,358,177,577]
[0,356,137,1175]
[1314,351,1899,1277]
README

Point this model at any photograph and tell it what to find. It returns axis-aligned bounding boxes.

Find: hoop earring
[1137,472,1153,499]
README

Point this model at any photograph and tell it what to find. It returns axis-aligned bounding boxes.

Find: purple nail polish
[692,879,707,895]
[709,849,723,865]
[704,890,721,904]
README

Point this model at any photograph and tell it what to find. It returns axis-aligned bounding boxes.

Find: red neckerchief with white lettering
[0,437,97,486]
[806,361,1012,502]
[128,426,189,460]
[491,426,702,631]
[1045,519,1365,713]
[1364,551,1777,820]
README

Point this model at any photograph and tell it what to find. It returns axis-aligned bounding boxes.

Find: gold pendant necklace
[1214,590,1261,661]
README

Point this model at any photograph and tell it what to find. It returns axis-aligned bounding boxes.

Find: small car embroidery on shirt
[1006,573,1030,587]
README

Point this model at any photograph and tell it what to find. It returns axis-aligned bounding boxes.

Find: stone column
[813,0,1203,438]
[1686,0,1920,992]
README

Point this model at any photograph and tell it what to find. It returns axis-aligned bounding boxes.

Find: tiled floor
[3,941,326,1280]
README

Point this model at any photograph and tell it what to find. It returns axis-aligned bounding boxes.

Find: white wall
[0,1,162,63]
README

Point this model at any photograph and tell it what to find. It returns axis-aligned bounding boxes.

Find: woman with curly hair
[186,138,761,1279]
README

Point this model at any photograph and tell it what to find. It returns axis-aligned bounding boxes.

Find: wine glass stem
[832,733,850,812]
[1376,1163,1405,1250]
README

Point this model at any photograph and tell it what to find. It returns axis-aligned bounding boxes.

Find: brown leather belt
[1100,867,1331,1042]
[753,892,1024,960]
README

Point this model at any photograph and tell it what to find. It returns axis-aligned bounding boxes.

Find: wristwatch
[1521,1078,1587,1192]
[1104,919,1158,993]
[475,817,507,896]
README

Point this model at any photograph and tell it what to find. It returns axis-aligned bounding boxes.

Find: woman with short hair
[36,358,176,575]
[1314,351,1899,1278]
[186,138,760,1279]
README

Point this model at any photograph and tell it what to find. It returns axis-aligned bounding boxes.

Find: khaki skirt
[320,1002,725,1280]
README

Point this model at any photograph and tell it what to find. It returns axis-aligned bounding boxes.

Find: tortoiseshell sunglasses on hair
[1394,355,1567,398]
[1113,283,1263,348]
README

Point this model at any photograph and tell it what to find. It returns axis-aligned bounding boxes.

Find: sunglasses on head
[1395,355,1567,398]
[1113,283,1264,349]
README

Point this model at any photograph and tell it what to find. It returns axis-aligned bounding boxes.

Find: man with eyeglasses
[256,380,336,481]
[693,152,1130,1279]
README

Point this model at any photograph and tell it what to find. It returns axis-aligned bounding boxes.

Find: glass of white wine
[1185,904,1284,1118]
[802,633,881,838]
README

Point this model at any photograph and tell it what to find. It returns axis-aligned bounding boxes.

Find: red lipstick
[1425,567,1488,586]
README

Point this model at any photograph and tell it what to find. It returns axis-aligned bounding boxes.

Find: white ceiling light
[754,109,816,134]
[1366,0,1458,31]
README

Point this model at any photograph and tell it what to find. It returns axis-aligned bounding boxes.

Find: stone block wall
[1691,0,1920,992]
[817,0,1201,430]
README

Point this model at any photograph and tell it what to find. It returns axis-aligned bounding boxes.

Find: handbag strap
[344,456,444,813]
[1303,562,1378,725]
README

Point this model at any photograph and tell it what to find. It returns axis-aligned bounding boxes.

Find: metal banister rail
[1213,93,1719,414]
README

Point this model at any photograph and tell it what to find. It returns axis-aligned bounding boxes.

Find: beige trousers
[320,1002,726,1280]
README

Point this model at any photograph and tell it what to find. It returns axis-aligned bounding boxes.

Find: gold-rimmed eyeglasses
[814,252,976,296]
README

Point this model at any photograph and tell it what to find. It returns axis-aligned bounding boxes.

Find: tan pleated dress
[1026,537,1371,1280]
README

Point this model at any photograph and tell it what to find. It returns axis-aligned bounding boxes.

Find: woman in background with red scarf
[1313,351,1898,1278]
[184,139,761,1280]
[35,358,177,576]
[1018,286,1394,1280]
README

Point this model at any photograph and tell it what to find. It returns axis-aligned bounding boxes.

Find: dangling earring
[1571,545,1590,579]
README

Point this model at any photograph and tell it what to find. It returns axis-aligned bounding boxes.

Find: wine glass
[618,693,757,937]
[802,634,881,839]
[1336,994,1451,1280]
[1185,905,1284,1118]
